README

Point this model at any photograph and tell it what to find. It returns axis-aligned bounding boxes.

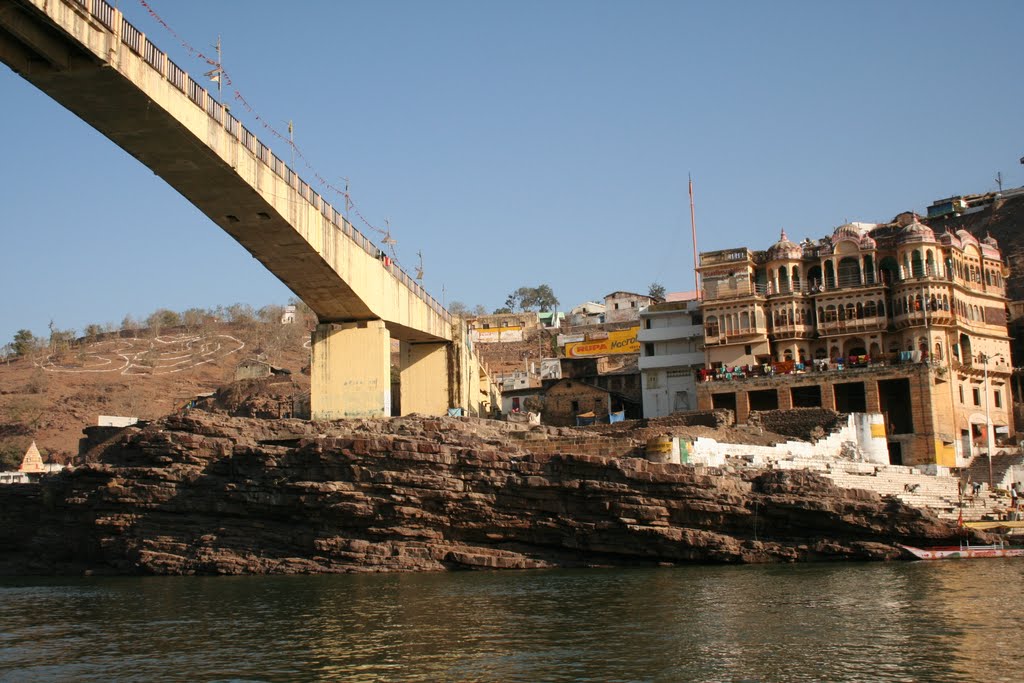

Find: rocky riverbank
[0,413,972,575]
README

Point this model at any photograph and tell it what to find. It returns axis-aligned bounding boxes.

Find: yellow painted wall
[565,326,640,357]
[310,321,391,419]
[400,342,449,416]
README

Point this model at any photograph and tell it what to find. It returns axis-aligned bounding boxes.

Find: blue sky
[2,0,1022,345]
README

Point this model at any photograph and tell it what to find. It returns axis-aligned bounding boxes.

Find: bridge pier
[310,321,391,420]
[399,342,451,416]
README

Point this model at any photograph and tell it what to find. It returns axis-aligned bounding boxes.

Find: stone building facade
[696,215,1014,467]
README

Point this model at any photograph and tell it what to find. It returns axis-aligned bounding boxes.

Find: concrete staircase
[821,463,1000,522]
[963,452,1024,490]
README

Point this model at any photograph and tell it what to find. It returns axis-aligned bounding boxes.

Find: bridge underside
[0,0,450,343]
[0,0,503,419]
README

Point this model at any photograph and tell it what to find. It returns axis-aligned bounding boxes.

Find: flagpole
[689,174,700,295]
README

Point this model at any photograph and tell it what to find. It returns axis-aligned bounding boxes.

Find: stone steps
[821,467,1001,521]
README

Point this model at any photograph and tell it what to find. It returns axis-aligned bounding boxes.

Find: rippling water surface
[2,561,1023,682]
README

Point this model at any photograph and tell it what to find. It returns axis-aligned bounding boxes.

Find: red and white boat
[900,543,1024,560]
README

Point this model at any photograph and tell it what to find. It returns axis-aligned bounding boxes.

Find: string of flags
[134,0,415,273]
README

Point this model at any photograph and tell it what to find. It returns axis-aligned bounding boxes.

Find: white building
[639,299,705,418]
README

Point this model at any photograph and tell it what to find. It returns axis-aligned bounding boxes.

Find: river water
[1,560,1022,682]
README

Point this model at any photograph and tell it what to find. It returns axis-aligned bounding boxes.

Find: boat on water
[900,542,1024,560]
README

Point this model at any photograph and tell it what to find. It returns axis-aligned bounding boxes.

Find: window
[631,301,637,308]
[959,385,964,403]
[614,303,620,310]
[571,400,579,412]
[995,391,1002,408]
[645,319,652,329]
[744,344,752,355]
[972,388,980,406]
[645,343,655,356]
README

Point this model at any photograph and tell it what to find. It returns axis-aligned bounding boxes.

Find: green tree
[146,309,180,332]
[648,282,666,300]
[492,307,512,314]
[12,329,36,356]
[504,284,559,312]
[84,323,103,341]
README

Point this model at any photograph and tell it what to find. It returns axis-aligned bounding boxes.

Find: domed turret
[982,233,999,248]
[899,220,936,243]
[767,229,802,261]
[956,229,979,247]
[832,223,866,242]
[939,229,962,248]
[859,233,877,250]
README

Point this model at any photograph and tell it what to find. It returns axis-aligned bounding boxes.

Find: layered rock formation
[0,413,970,575]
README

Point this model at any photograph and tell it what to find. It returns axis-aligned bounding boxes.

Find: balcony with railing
[817,315,889,335]
[704,326,768,345]
[703,281,768,302]
[767,322,815,339]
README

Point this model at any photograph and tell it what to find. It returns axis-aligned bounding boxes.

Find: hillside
[0,322,312,466]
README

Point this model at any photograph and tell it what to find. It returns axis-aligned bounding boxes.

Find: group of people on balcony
[699,350,934,382]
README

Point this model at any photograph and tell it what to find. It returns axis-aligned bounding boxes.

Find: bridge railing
[64,0,452,325]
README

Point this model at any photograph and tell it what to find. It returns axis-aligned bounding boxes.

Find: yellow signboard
[565,327,640,357]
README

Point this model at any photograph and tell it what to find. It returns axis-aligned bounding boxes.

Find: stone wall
[747,408,846,441]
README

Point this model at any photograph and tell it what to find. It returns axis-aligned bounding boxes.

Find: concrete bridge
[0,0,492,418]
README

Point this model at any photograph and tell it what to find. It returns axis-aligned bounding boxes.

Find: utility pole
[287,120,295,170]
[343,177,352,222]
[982,352,1000,491]
[689,174,700,296]
[204,36,223,103]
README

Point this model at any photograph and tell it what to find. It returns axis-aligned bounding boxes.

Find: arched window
[912,251,924,278]
[856,302,864,319]
[778,267,790,293]
[865,301,877,317]
[837,257,861,288]
[705,315,719,337]
[934,341,943,360]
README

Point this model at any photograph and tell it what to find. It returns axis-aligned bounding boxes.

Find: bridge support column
[399,341,451,416]
[311,321,391,420]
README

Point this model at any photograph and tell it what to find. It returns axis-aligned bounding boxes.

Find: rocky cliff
[0,413,969,575]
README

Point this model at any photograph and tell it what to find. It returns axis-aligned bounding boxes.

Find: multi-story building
[639,299,705,418]
[696,213,1013,468]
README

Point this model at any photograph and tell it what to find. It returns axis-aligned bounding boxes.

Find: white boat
[900,542,1024,560]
